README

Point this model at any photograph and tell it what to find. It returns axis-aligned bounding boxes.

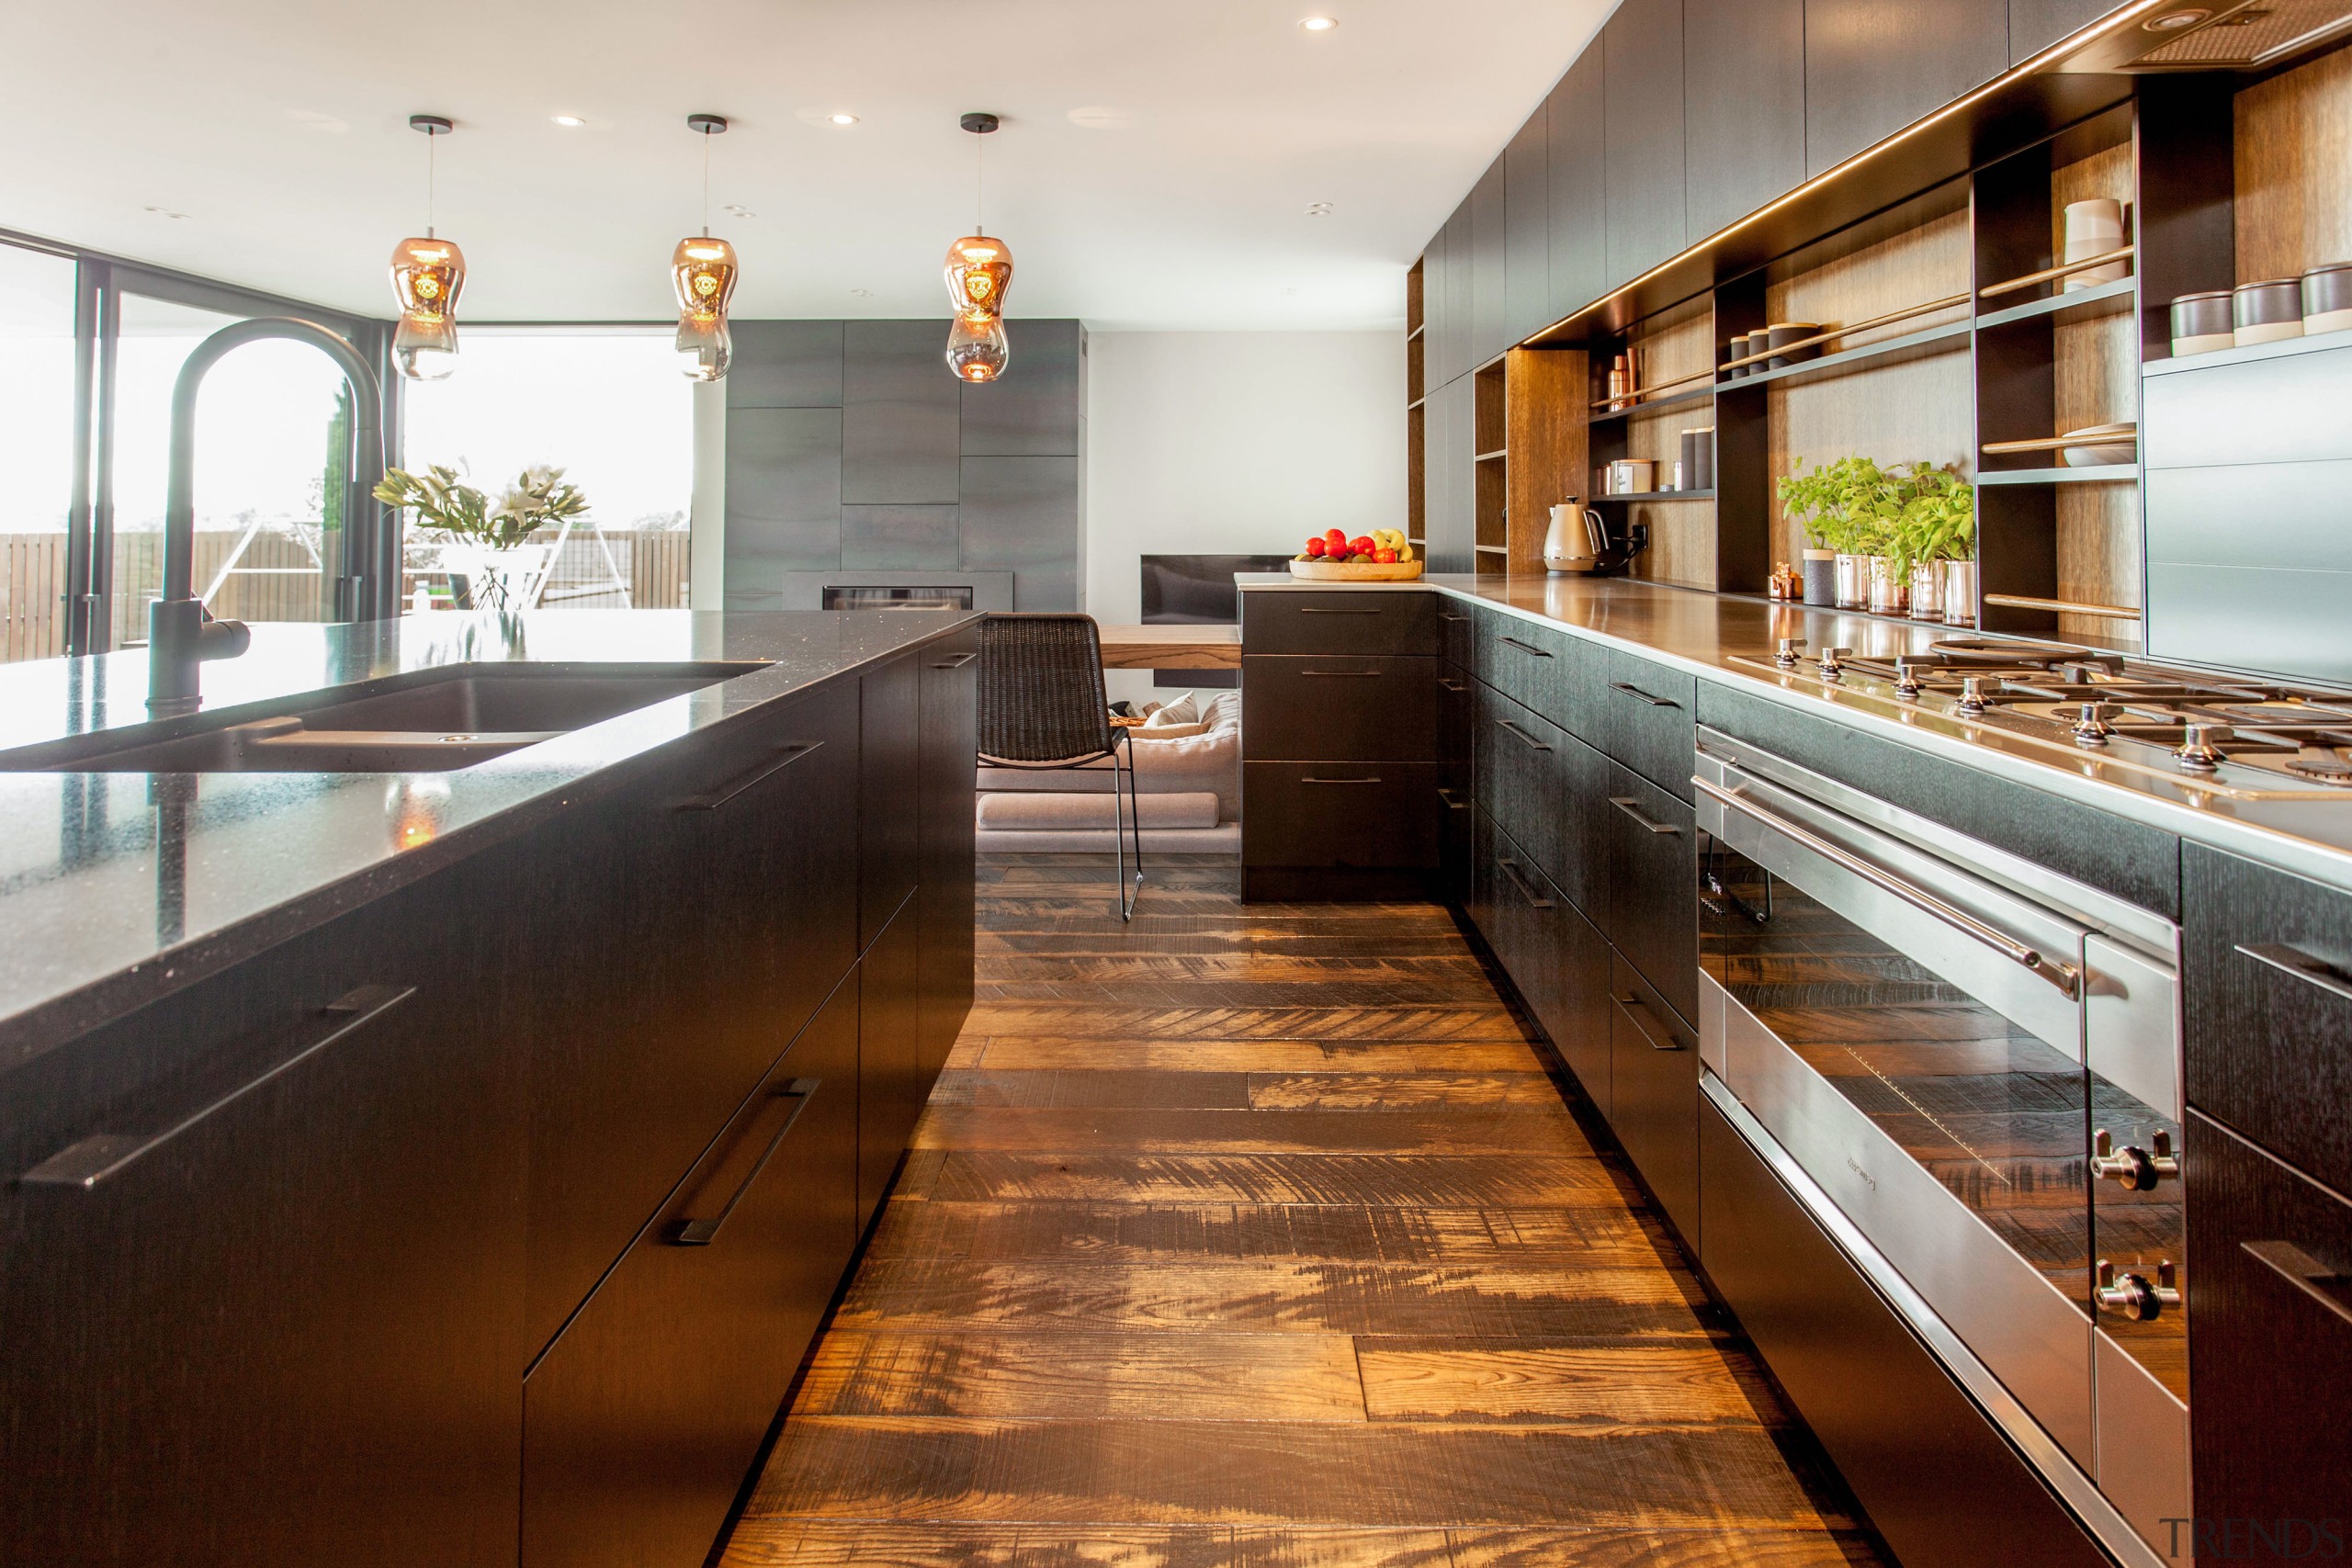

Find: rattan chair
[977,614,1143,919]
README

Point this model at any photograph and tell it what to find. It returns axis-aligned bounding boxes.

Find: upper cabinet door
[1443,198,1476,386]
[1547,48,1607,324]
[1684,0,1805,244]
[1420,222,1448,389]
[1603,0,1688,291]
[1471,162,1510,368]
[2008,0,2124,62]
[1505,107,1552,346]
[1804,0,2008,176]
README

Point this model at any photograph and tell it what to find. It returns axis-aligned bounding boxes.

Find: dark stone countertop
[0,608,979,1071]
[1239,572,2352,898]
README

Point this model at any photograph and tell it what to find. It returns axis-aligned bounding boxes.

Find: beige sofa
[976,692,1240,853]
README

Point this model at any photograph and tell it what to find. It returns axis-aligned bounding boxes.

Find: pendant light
[673,113,739,382]
[944,112,1012,383]
[390,114,465,381]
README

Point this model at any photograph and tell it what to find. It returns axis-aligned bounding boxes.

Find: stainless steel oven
[1694,726,2186,1564]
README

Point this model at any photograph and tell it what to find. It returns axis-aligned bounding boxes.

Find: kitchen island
[0,607,980,1568]
[1240,571,2352,1568]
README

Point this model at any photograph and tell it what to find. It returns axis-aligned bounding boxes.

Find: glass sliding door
[0,242,81,662]
[108,292,352,646]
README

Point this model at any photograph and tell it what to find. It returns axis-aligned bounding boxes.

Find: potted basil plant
[1779,456,1898,609]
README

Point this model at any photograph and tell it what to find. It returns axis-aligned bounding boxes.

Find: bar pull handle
[670,1079,821,1247]
[678,740,822,812]
[2236,942,2352,1008]
[1436,786,1471,811]
[929,651,977,669]
[1498,635,1554,659]
[1300,607,1383,615]
[1497,857,1554,908]
[1610,681,1677,707]
[1300,670,1381,678]
[2243,1240,2352,1326]
[1498,718,1553,752]
[1609,795,1679,835]
[1438,675,1468,692]
[20,985,417,1190]
[1438,611,1471,623]
[1696,774,2080,999]
[1613,992,1683,1050]
[1302,775,1383,785]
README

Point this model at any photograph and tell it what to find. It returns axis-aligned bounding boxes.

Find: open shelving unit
[1405,258,1426,554]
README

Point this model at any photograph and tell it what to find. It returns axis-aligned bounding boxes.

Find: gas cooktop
[1728,637,2352,801]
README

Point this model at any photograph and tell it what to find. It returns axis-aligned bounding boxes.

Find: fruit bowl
[1288,558,1425,581]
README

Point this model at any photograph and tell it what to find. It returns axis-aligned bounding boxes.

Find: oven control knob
[1956,675,1990,716]
[1776,637,1806,668]
[2097,1259,2181,1322]
[1818,647,1850,678]
[2093,1128,2180,1190]
[1894,658,1926,699]
[2176,723,2231,773]
[2073,701,2116,747]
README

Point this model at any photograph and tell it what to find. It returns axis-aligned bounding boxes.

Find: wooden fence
[0,528,695,664]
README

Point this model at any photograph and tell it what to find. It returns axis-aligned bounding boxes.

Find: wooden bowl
[1287,558,1425,582]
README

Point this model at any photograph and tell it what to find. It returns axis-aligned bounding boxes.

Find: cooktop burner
[1733,637,2352,798]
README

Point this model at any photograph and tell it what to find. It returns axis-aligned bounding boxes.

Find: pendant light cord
[425,130,436,240]
[974,130,984,232]
[702,129,712,237]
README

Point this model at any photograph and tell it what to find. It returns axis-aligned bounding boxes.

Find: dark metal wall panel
[2008,0,2124,62]
[725,321,844,408]
[1505,107,1552,345]
[1804,0,2007,177]
[1684,0,1805,244]
[842,505,960,570]
[957,456,1080,611]
[1603,0,1688,290]
[842,321,961,504]
[1471,163,1510,367]
[724,408,844,609]
[961,319,1081,455]
[1546,48,1608,327]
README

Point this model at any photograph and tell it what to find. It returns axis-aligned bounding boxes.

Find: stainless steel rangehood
[2053,0,2352,72]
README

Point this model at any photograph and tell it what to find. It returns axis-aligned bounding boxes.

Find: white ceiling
[0,0,1611,331]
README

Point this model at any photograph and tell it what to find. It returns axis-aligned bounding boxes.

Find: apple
[1350,536,1375,557]
[1306,537,1327,558]
[1374,547,1397,563]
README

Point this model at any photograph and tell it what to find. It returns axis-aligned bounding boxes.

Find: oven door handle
[1694,774,2080,999]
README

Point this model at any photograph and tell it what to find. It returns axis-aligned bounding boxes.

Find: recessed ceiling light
[1299,16,1338,30]
[1306,202,1334,216]
[551,114,585,127]
[828,113,860,126]
[849,288,873,298]
[2144,7,2210,28]
[144,206,191,220]
[723,203,756,218]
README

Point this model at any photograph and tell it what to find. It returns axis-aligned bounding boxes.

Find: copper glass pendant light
[390,114,465,381]
[944,111,1012,383]
[673,113,739,382]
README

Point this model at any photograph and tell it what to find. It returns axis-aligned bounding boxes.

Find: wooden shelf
[1474,544,1510,554]
[1408,396,1426,410]
[1588,385,1716,423]
[1592,489,1716,502]
[1973,275,2135,331]
[1728,317,1973,392]
[1977,465,2138,485]
[1474,449,1508,463]
[2143,323,2352,378]
[1408,324,1424,342]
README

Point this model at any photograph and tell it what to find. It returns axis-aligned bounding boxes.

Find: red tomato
[1374,547,1397,563]
[1325,528,1347,547]
[1306,537,1327,558]
[1350,536,1375,557]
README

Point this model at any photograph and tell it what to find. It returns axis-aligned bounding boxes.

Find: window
[0,243,80,660]
[399,329,694,609]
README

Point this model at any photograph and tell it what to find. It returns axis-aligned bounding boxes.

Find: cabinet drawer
[1244,762,1441,868]
[1474,683,1610,914]
[1468,813,1611,1115]
[1611,954,1699,1241]
[2188,1111,2352,1540]
[1436,675,1476,906]
[2185,843,2352,1193]
[1241,655,1436,761]
[523,977,859,1568]
[1242,589,1438,655]
[1437,598,1477,671]
[1475,610,1582,729]
[1603,761,1699,1026]
[1590,647,1697,802]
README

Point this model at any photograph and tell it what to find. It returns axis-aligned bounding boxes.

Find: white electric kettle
[1544,501,1610,574]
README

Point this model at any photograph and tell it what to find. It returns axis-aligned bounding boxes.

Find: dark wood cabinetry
[1473,607,1584,730]
[1683,0,1805,243]
[1442,199,1475,390]
[918,633,978,1084]
[521,975,859,1568]
[858,895,924,1228]
[860,652,922,950]
[2187,1112,2352,1550]
[1603,0,1688,289]
[2008,0,2122,62]
[1503,108,1551,349]
[1545,47,1608,325]
[1589,648,1698,804]
[1602,760,1699,1027]
[1469,811,1611,1113]
[1471,162,1510,369]
[1242,655,1437,762]
[1425,377,1476,574]
[1437,665,1475,905]
[1243,590,1439,656]
[1803,0,2007,176]
[1610,955,1700,1239]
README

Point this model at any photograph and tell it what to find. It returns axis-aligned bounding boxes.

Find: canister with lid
[2304,262,2352,336]
[2169,290,2233,356]
[2233,278,2304,347]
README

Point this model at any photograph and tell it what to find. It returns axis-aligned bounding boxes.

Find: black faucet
[149,317,387,710]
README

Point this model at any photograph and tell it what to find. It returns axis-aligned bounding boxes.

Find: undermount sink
[1,662,769,773]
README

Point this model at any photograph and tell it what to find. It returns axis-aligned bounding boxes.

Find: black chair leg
[1114,747,1143,921]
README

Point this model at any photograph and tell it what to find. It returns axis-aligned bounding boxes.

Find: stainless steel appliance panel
[2086,934,2183,1124]
[2095,1327,2192,1559]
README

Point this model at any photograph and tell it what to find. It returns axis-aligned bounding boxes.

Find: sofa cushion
[977,790,1222,829]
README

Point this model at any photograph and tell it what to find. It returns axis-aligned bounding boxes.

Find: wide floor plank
[720,855,1883,1568]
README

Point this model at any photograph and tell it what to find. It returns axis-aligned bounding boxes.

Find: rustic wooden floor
[722,854,1887,1568]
